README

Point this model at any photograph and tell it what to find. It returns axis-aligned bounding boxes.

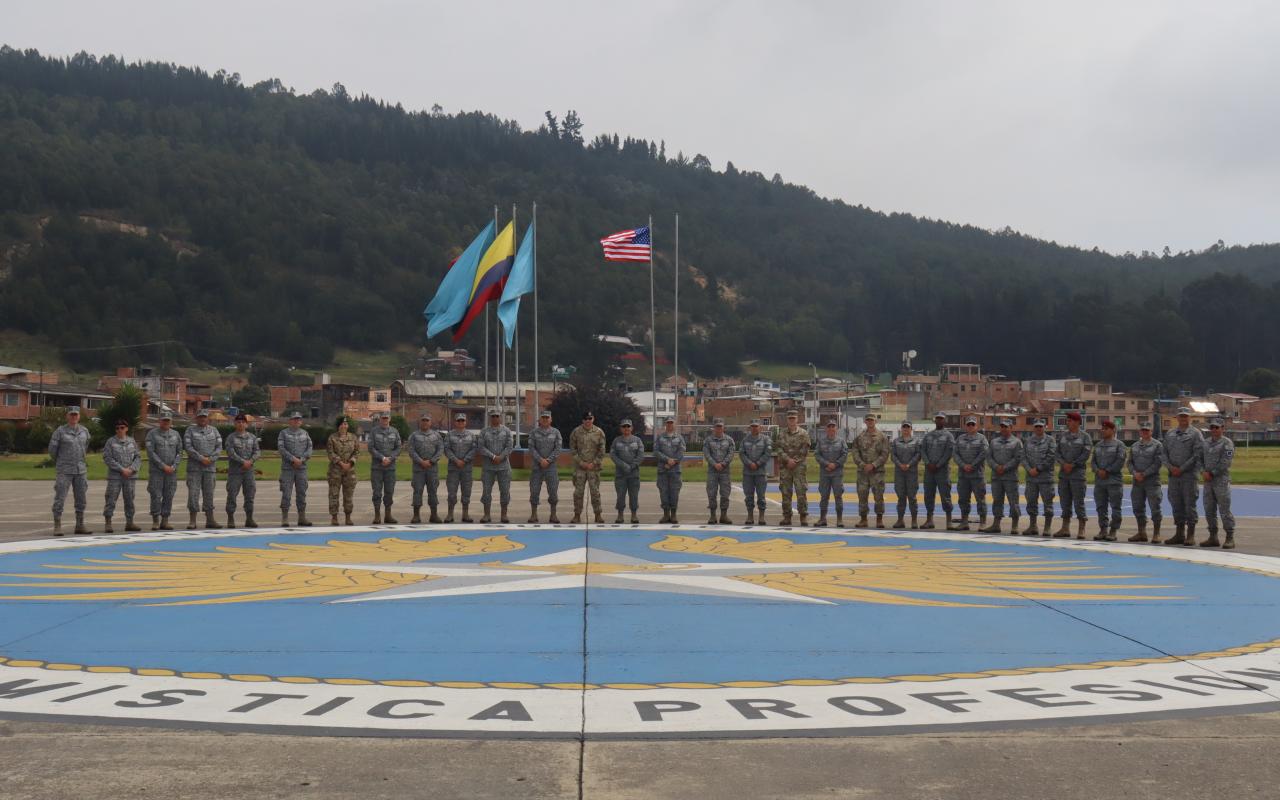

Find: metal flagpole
[673,212,679,405]
[532,202,539,421]
[511,203,518,436]
[649,215,657,435]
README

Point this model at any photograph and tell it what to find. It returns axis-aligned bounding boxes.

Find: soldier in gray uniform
[277,411,314,526]
[891,422,922,529]
[954,417,989,531]
[815,420,848,527]
[183,408,222,529]
[1127,421,1165,543]
[1163,408,1204,546]
[654,417,686,524]
[1091,419,1127,541]
[921,413,955,530]
[479,409,513,523]
[982,419,1023,534]
[368,411,403,524]
[1200,418,1236,549]
[1054,411,1092,539]
[145,412,182,530]
[223,413,260,528]
[611,419,644,524]
[703,419,736,524]
[527,410,562,523]
[445,412,478,523]
[408,413,444,524]
[740,419,771,525]
[102,418,141,533]
[49,406,92,535]
[1021,419,1057,536]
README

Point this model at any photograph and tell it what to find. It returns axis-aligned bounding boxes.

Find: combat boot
[124,516,141,532]
[103,516,114,534]
[331,514,340,526]
[411,507,422,524]
[372,508,382,524]
[74,513,90,535]
[52,514,63,536]
[921,513,935,530]
[856,514,869,529]
[875,514,884,528]
[461,504,474,523]
[188,511,199,530]
[571,500,583,524]
[445,503,456,523]
[205,512,222,530]
[758,510,767,526]
[1076,519,1087,540]
[631,512,639,524]
[1093,522,1109,541]
[745,509,755,526]
[160,516,173,530]
[1223,532,1236,550]
[528,508,540,524]
[548,503,560,524]
[151,515,160,532]
[955,515,970,532]
[341,513,350,527]
[1108,524,1120,542]
[669,505,679,524]
[1166,522,1186,545]
[910,512,918,529]
[1184,523,1197,547]
[781,510,793,526]
[429,506,441,524]
[816,512,828,527]
[500,505,510,524]
[1053,518,1071,538]
[707,509,717,525]
[835,511,843,528]
[1150,520,1162,544]
[944,511,957,531]
[226,513,236,528]
[798,513,809,527]
[383,506,397,524]
[617,512,626,524]
[892,513,905,530]
[1009,515,1020,535]
[593,511,604,524]
[1200,529,1221,548]
[1022,517,1040,536]
[976,513,988,533]
[1128,520,1148,543]
[480,503,492,524]
[297,513,313,527]
[980,517,1001,534]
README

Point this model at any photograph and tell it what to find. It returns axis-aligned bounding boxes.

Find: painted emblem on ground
[2,525,1279,738]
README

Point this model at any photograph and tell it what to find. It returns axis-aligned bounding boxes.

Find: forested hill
[1,47,1278,390]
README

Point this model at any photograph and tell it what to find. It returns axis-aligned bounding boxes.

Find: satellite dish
[908,350,918,358]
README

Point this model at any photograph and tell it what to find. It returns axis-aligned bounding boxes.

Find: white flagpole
[532,202,540,421]
[673,212,679,407]
[511,203,519,437]
[649,215,657,435]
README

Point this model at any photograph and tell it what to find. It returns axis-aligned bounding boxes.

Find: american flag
[599,226,652,263]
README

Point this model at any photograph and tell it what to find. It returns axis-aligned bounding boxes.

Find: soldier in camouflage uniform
[444,413,477,523]
[740,419,771,525]
[184,409,222,530]
[954,417,990,532]
[368,412,402,524]
[1163,408,1204,546]
[775,410,811,526]
[102,418,141,533]
[277,411,314,526]
[326,417,359,525]
[1126,421,1165,543]
[49,406,92,536]
[528,410,563,523]
[1091,419,1127,541]
[851,414,890,528]
[920,413,955,530]
[890,422,922,529]
[814,420,848,527]
[408,413,444,524]
[654,417,686,523]
[479,409,514,523]
[145,413,182,531]
[703,419,736,524]
[223,413,260,528]
[1054,411,1092,539]
[982,419,1023,534]
[1021,420,1057,536]
[611,419,644,523]
[1201,419,1236,549]
[569,411,606,524]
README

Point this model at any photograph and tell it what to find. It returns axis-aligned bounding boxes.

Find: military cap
[1100,418,1116,429]
[195,408,209,417]
[539,410,552,418]
[488,408,501,417]
[380,411,392,419]
[825,420,837,427]
[1033,419,1046,427]
[159,412,174,421]
[620,419,633,427]
[863,413,876,421]
[901,421,913,429]
[419,412,432,420]
[1066,411,1082,422]
[454,412,467,421]
[713,418,725,426]
[964,416,978,425]
[1139,421,1153,430]
[114,419,129,428]
[65,405,80,414]
[933,412,946,420]
[664,417,675,424]
[582,410,595,419]
[786,410,799,418]
[1210,417,1224,428]
[234,413,248,422]
[289,411,304,420]
[998,418,1011,427]
[1177,407,1192,416]
[749,419,761,427]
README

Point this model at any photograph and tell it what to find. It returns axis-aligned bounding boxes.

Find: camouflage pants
[482,468,512,507]
[705,469,731,511]
[104,475,135,519]
[742,474,767,512]
[328,468,356,515]
[1095,482,1123,528]
[657,470,682,511]
[778,464,808,516]
[818,469,845,513]
[412,468,440,509]
[856,470,885,517]
[990,479,1020,519]
[615,474,640,513]
[1168,474,1199,525]
[1025,480,1055,519]
[1203,478,1234,533]
[922,467,952,514]
[1058,475,1087,522]
[957,469,987,519]
[280,469,308,511]
[186,470,215,514]
[894,468,919,515]
[371,467,397,508]
[52,472,88,516]
[573,468,602,514]
[226,470,255,515]
[530,467,558,507]
[1131,480,1163,523]
[147,469,177,517]
[446,467,473,505]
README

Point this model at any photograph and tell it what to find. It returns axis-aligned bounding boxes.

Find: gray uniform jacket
[1202,437,1235,480]
[988,435,1023,478]
[654,432,686,473]
[890,435,922,470]
[49,424,91,475]
[954,432,990,472]
[478,426,514,469]
[921,429,955,469]
[408,430,445,471]
[1056,431,1092,477]
[145,428,183,469]
[740,433,771,476]
[1127,439,1166,482]
[702,434,736,470]
[1023,434,1058,479]
[445,429,478,464]
[610,435,645,477]
[184,425,221,472]
[223,431,260,474]
[1091,438,1127,485]
[814,435,849,470]
[277,428,314,469]
[368,426,403,467]
[102,436,141,475]
[1163,427,1205,474]
[528,427,563,467]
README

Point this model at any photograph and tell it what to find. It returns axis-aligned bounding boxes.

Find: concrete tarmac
[2,479,1278,799]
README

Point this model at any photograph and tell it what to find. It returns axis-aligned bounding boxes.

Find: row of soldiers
[45,404,1236,549]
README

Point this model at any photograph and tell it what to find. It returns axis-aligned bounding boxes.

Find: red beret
[1100,419,1115,429]
[1066,411,1082,422]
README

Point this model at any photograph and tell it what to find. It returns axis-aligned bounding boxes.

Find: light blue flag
[424,220,496,338]
[497,219,535,348]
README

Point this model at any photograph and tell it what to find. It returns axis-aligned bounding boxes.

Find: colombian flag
[452,221,516,342]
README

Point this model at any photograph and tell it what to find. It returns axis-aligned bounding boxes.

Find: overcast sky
[8,1,1279,253]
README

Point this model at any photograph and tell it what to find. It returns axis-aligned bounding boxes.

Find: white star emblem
[292,546,881,605]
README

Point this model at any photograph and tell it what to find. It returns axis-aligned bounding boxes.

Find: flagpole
[649,214,657,435]
[532,202,540,423]
[673,211,679,412]
[511,203,519,438]
[486,204,497,414]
